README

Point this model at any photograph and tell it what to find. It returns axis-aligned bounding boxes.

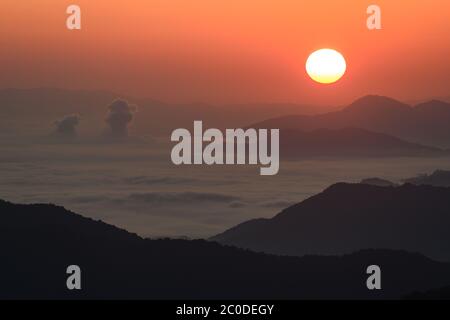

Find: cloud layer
[127,192,240,205]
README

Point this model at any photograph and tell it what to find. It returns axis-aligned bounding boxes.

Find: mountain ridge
[251,95,450,148]
[2,197,450,299]
[212,183,450,260]
[278,127,444,158]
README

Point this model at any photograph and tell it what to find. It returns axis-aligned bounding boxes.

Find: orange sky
[1,0,449,105]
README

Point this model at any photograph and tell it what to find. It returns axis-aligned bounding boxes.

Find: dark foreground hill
[406,286,450,300]
[212,183,450,261]
[2,199,450,299]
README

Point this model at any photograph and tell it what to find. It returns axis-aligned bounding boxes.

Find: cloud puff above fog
[54,114,80,137]
[106,99,137,138]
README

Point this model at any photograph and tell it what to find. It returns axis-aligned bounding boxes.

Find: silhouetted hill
[403,170,450,187]
[279,128,443,158]
[344,95,411,117]
[212,183,450,261]
[405,286,450,300]
[251,95,450,148]
[2,199,450,299]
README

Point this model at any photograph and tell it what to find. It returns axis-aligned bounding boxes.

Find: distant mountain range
[360,170,450,188]
[2,198,450,299]
[403,170,450,187]
[360,178,398,187]
[3,89,450,157]
[0,88,334,136]
[278,127,445,158]
[251,95,450,148]
[212,183,450,261]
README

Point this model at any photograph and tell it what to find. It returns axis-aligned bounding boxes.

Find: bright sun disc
[306,49,346,84]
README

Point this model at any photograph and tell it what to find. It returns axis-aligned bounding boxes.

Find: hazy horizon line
[3,86,448,108]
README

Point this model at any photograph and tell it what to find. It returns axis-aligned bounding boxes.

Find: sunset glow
[1,0,449,104]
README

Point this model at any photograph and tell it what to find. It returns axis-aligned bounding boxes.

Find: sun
[306,49,346,84]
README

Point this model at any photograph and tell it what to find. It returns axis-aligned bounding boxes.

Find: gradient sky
[1,0,449,105]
